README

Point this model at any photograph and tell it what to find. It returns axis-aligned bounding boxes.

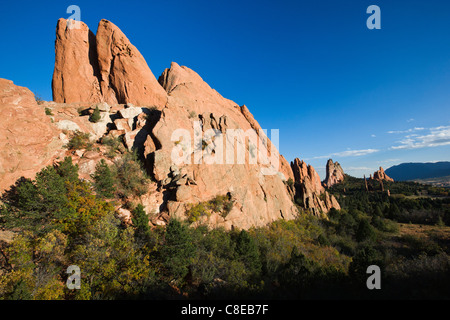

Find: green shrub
[162,219,196,283]
[101,135,124,158]
[55,156,79,184]
[286,178,294,188]
[355,219,377,242]
[89,106,101,123]
[45,107,53,116]
[188,111,197,119]
[113,151,150,198]
[34,93,44,105]
[186,194,234,222]
[65,131,92,150]
[186,203,209,223]
[234,230,262,278]
[348,244,384,284]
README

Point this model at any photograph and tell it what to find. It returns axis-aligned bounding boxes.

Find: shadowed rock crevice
[88,30,102,91]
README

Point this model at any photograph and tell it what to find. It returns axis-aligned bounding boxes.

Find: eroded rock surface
[0,79,63,192]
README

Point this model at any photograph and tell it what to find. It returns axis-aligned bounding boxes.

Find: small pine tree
[162,219,196,282]
[373,205,383,218]
[235,230,262,277]
[92,159,115,198]
[132,204,151,239]
[89,106,101,123]
[55,156,79,183]
[355,219,377,242]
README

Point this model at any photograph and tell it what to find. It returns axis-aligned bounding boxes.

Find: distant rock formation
[371,167,394,182]
[52,19,167,108]
[290,158,340,216]
[0,79,63,192]
[323,159,345,188]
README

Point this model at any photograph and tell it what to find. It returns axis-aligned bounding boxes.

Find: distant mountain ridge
[385,162,450,181]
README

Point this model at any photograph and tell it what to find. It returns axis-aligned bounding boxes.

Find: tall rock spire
[52,18,102,103]
[52,19,167,108]
[323,158,345,188]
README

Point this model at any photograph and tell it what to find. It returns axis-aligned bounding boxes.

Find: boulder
[95,102,111,112]
[114,118,132,132]
[56,120,81,131]
[118,106,143,119]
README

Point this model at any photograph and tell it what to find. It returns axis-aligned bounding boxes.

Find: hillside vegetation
[1,167,450,299]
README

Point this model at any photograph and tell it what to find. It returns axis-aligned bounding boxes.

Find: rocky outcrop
[149,62,298,229]
[0,79,63,193]
[290,158,340,216]
[323,159,345,188]
[52,19,167,108]
[371,167,394,182]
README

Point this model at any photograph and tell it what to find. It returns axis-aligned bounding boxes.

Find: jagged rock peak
[323,158,345,188]
[158,62,205,93]
[52,18,167,108]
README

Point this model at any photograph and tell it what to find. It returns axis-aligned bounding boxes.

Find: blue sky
[1,0,449,178]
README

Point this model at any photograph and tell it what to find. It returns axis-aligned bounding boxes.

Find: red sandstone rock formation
[290,158,341,216]
[323,159,345,188]
[371,167,394,182]
[52,19,167,108]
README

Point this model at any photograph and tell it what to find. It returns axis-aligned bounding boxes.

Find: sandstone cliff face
[52,19,167,108]
[149,62,298,229]
[372,167,394,182]
[290,158,340,217]
[0,79,63,192]
[95,19,167,107]
[323,159,345,188]
[52,19,102,104]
